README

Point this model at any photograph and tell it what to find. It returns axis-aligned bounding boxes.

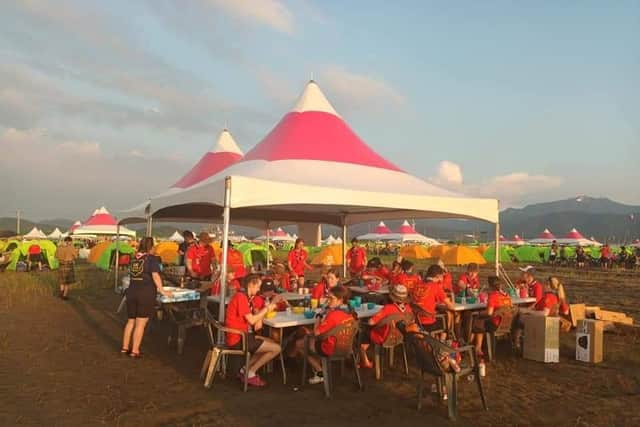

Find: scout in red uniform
[454,263,480,296]
[287,238,312,290]
[518,265,543,305]
[395,260,421,292]
[411,264,455,334]
[346,238,367,278]
[470,276,513,355]
[185,232,216,280]
[311,269,339,300]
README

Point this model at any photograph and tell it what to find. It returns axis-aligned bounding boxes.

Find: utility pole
[16,209,21,235]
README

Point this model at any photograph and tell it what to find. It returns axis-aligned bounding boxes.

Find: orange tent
[441,245,487,266]
[154,241,179,264]
[399,245,431,260]
[311,245,344,266]
[429,245,451,259]
[88,241,112,264]
[476,244,489,255]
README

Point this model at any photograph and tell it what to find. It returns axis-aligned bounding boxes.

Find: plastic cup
[367,302,376,310]
[310,298,318,309]
[298,288,304,295]
[348,299,356,309]
[354,296,362,305]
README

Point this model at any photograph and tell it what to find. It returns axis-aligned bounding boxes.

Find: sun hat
[390,285,409,303]
[518,265,535,273]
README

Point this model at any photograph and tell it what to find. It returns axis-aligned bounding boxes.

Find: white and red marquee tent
[557,228,600,246]
[380,220,440,245]
[74,207,136,238]
[255,227,295,242]
[527,229,556,245]
[357,221,392,241]
[501,234,526,246]
[121,80,499,319]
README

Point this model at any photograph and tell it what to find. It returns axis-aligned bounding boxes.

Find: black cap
[260,278,276,294]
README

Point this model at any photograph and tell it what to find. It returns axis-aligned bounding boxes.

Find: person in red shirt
[388,260,402,286]
[287,238,312,290]
[311,269,339,301]
[185,232,216,280]
[295,285,353,385]
[27,243,43,271]
[549,276,569,316]
[358,284,413,368]
[411,264,455,334]
[218,240,247,281]
[225,274,283,387]
[346,238,367,278]
[271,262,291,291]
[518,265,543,306]
[395,260,421,292]
[436,259,453,295]
[470,276,513,355]
[454,263,480,297]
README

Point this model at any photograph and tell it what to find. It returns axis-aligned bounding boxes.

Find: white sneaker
[308,373,324,384]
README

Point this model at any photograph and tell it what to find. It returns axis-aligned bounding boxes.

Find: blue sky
[0,0,638,220]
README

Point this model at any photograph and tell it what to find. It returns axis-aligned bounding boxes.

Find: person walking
[121,237,173,358]
[55,236,77,300]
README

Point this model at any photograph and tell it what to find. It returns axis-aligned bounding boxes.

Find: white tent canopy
[168,231,184,243]
[255,227,295,242]
[47,228,63,240]
[24,227,47,239]
[556,228,601,247]
[378,220,440,245]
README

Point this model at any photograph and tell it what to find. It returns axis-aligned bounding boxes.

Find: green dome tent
[586,247,601,258]
[96,243,135,271]
[7,240,59,271]
[514,245,549,263]
[483,245,516,263]
[235,243,270,268]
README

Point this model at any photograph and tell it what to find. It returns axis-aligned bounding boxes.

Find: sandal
[129,351,143,358]
[120,348,130,355]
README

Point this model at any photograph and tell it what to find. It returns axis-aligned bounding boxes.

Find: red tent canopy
[373,221,391,234]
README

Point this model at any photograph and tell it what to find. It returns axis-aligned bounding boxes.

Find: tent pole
[265,222,271,271]
[218,177,232,327]
[341,220,347,278]
[495,203,500,277]
[114,224,120,293]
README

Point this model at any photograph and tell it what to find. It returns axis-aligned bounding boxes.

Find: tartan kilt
[59,262,75,285]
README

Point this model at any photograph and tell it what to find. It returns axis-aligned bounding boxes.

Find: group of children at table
[223,252,570,388]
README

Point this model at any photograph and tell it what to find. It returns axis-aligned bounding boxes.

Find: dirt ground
[1,265,639,427]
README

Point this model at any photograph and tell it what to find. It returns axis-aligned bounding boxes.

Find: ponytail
[557,282,566,302]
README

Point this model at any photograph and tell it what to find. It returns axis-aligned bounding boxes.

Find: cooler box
[523,315,560,363]
[576,319,603,363]
[157,287,200,304]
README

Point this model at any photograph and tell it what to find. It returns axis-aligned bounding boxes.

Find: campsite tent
[96,243,135,271]
[121,80,499,321]
[47,228,63,240]
[23,227,47,240]
[68,221,82,234]
[357,221,392,241]
[399,245,431,260]
[527,229,557,245]
[311,245,344,266]
[154,241,179,264]
[429,245,451,259]
[501,235,526,246]
[88,241,113,264]
[557,228,601,246]
[255,227,295,242]
[235,242,269,269]
[380,220,440,245]
[74,207,136,238]
[441,246,487,266]
[484,245,516,263]
[514,245,550,263]
[168,231,184,243]
[7,240,59,271]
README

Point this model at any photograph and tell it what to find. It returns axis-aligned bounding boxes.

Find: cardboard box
[576,319,603,363]
[523,315,560,363]
[569,303,586,327]
[595,310,634,325]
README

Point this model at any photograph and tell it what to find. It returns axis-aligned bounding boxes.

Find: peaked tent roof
[172,129,244,189]
[397,220,416,234]
[501,234,526,246]
[374,221,391,234]
[69,221,82,233]
[84,207,117,226]
[121,80,498,229]
[556,228,600,246]
[48,228,63,239]
[539,229,555,239]
[527,228,557,245]
[168,231,184,243]
[24,227,47,239]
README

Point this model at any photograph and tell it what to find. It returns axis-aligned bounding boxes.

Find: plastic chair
[200,318,252,392]
[372,312,413,380]
[301,319,363,398]
[409,303,448,336]
[483,306,518,362]
[409,332,488,421]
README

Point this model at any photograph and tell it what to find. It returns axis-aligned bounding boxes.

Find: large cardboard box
[569,303,586,327]
[576,319,603,363]
[523,315,560,363]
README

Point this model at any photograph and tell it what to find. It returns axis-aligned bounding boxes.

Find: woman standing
[287,238,312,290]
[121,237,172,358]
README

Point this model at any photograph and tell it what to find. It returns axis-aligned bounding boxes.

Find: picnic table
[451,297,536,312]
[263,304,383,384]
[348,285,390,295]
[157,286,209,355]
[206,291,304,305]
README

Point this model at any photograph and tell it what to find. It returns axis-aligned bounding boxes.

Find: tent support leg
[114,225,120,293]
[218,177,232,337]
[342,221,347,278]
[495,208,500,277]
[265,222,270,271]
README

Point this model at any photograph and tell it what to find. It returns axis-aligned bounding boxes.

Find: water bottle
[478,357,486,377]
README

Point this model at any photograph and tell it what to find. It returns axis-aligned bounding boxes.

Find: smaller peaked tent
[96,243,135,271]
[172,128,244,189]
[441,246,486,266]
[514,245,550,263]
[73,207,136,238]
[399,245,432,260]
[68,221,82,233]
[256,227,295,242]
[7,240,59,270]
[357,221,391,241]
[527,229,556,245]
[24,227,47,239]
[168,231,184,243]
[630,239,640,248]
[380,220,440,245]
[311,245,344,266]
[324,235,337,245]
[47,228,63,240]
[501,234,526,246]
[557,228,600,246]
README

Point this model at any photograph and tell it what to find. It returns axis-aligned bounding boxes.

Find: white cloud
[205,0,294,34]
[320,66,406,114]
[428,160,563,206]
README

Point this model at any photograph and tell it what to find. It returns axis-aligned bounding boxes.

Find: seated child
[470,276,512,356]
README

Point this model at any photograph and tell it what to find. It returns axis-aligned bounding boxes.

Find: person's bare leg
[360,344,371,365]
[131,318,149,354]
[248,340,281,374]
[122,319,135,350]
[307,354,322,372]
[475,333,484,354]
[62,285,69,298]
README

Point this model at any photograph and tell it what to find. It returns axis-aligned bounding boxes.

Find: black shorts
[126,285,157,319]
[472,319,498,334]
[420,322,443,333]
[29,253,42,262]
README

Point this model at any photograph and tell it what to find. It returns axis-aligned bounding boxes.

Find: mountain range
[1,196,639,243]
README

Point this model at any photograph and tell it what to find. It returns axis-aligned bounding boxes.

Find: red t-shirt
[376,266,390,280]
[316,309,352,356]
[486,290,513,327]
[288,249,308,276]
[218,248,246,279]
[225,292,251,346]
[369,303,412,345]
[210,277,241,296]
[410,280,446,325]
[28,245,41,255]
[389,271,402,286]
[186,244,215,277]
[311,282,330,300]
[534,292,559,312]
[601,246,611,258]
[276,273,291,291]
[440,272,453,293]
[454,273,479,295]
[346,247,367,273]
[395,272,421,292]
[528,280,544,304]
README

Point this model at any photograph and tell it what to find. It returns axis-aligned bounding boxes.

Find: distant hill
[0,217,72,235]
